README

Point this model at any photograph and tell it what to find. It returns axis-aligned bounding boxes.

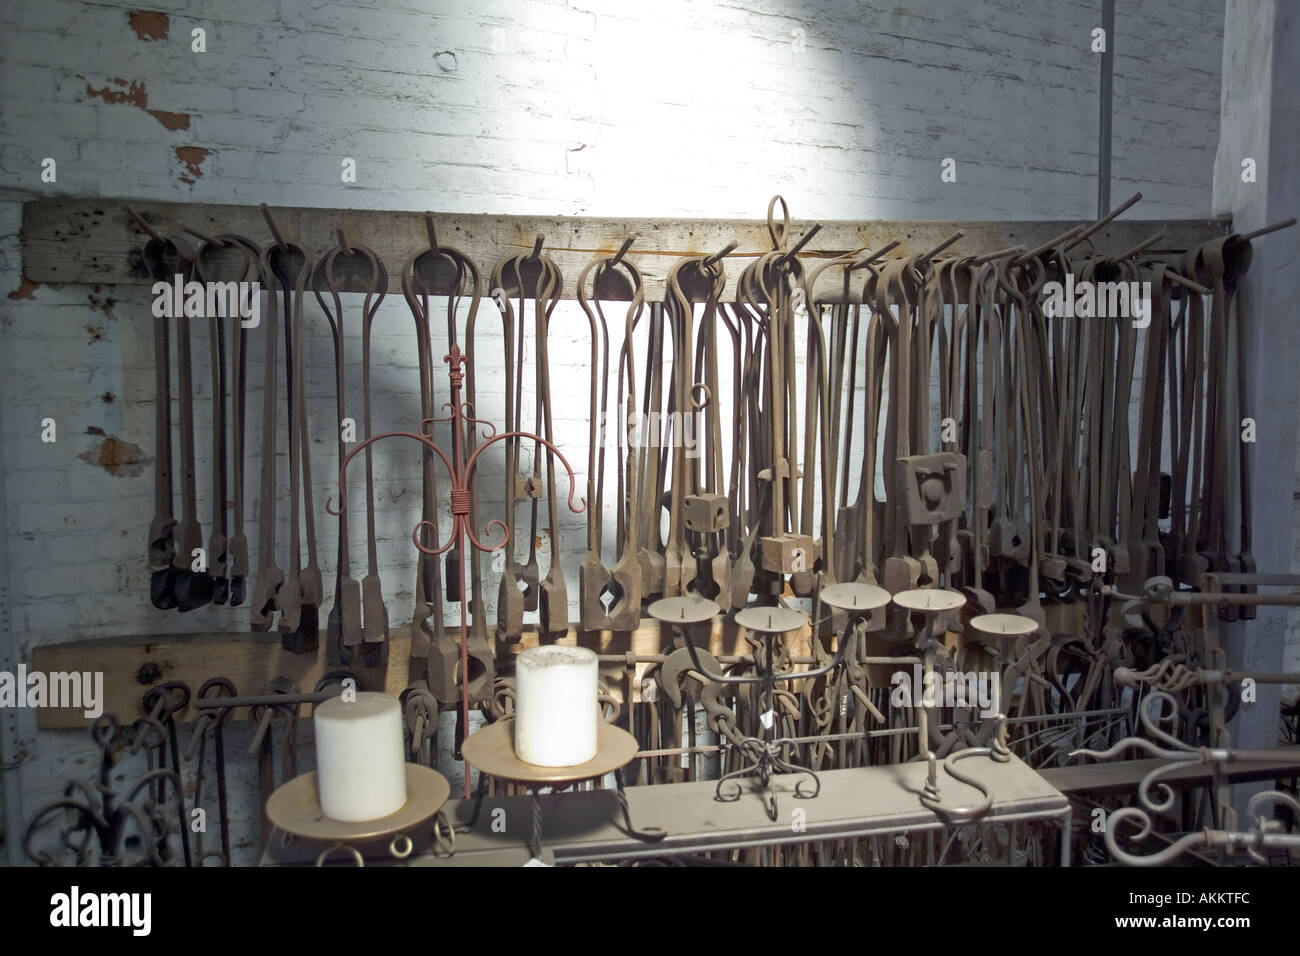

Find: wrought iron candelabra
[328,344,585,797]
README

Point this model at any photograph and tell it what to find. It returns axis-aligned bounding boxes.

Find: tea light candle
[314,692,407,822]
[515,645,599,767]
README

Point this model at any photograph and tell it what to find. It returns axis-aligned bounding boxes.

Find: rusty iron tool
[528,238,571,639]
[577,238,645,630]
[407,217,496,701]
[635,301,668,600]
[248,214,288,631]
[171,252,214,612]
[343,227,392,666]
[399,215,451,666]
[258,207,318,651]
[667,246,731,604]
[189,230,255,608]
[311,231,380,664]
[133,210,189,612]
[217,233,264,609]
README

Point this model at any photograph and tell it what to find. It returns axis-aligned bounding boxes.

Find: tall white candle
[514,646,598,766]
[314,692,407,822]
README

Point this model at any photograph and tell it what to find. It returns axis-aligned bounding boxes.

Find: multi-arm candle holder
[660,584,890,821]
[328,344,586,797]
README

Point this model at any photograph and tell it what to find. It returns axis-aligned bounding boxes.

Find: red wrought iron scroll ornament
[327,344,586,796]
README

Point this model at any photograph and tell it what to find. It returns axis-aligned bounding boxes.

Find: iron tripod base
[715,735,821,822]
[458,767,666,863]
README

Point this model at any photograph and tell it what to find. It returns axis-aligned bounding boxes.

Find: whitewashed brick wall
[0,0,1227,862]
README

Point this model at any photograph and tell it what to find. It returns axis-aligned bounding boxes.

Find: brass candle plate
[266,763,450,843]
[969,613,1038,638]
[818,582,892,613]
[733,605,808,634]
[648,595,721,624]
[891,588,967,613]
[461,718,639,785]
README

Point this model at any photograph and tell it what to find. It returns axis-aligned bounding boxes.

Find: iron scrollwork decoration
[1071,690,1300,865]
[23,715,189,866]
[677,608,859,821]
[327,344,586,795]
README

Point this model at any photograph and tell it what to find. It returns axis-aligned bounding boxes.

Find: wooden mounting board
[20,197,1229,302]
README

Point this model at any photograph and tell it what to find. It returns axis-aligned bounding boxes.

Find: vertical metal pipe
[0,382,25,866]
[1098,0,1116,217]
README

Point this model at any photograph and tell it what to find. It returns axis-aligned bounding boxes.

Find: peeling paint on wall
[78,435,148,478]
[85,78,147,109]
[174,146,209,184]
[147,109,191,130]
[127,11,169,42]
[85,77,190,130]
[8,277,39,300]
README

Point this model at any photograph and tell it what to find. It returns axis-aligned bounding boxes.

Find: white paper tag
[641,678,657,703]
[524,856,551,868]
[760,709,775,729]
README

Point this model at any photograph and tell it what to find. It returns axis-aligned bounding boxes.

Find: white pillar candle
[514,646,598,766]
[314,692,407,822]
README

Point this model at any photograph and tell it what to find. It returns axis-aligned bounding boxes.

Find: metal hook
[1062,191,1143,252]
[182,224,222,246]
[915,231,964,264]
[336,227,353,255]
[777,223,822,267]
[972,244,1026,264]
[701,240,739,270]
[1106,230,1164,263]
[259,203,288,251]
[424,212,439,255]
[1015,224,1086,263]
[528,233,545,261]
[125,205,166,244]
[847,239,900,271]
[610,233,637,268]
[1239,217,1296,241]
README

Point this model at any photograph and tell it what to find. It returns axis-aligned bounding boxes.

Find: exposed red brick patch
[147,109,190,130]
[174,146,209,182]
[8,277,39,300]
[128,11,169,41]
[79,435,149,478]
[85,78,148,108]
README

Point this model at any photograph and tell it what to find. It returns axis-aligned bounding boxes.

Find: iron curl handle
[463,428,587,517]
[326,430,455,517]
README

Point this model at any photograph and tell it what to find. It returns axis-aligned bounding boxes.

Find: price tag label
[760,709,775,729]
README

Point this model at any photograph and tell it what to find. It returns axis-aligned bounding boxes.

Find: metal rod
[183,225,220,246]
[1240,218,1296,241]
[1017,224,1086,262]
[335,227,352,255]
[610,234,637,267]
[424,212,439,254]
[847,240,901,271]
[915,231,963,263]
[1067,191,1142,252]
[1106,230,1164,262]
[702,240,739,268]
[972,244,1026,264]
[125,205,166,244]
[1098,0,1115,218]
[259,203,288,251]
[778,223,823,265]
